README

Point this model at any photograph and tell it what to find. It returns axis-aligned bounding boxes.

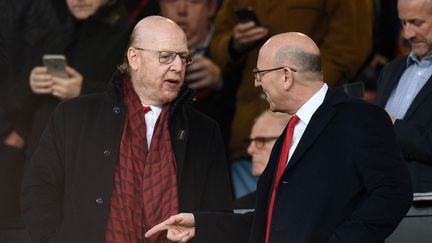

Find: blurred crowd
[1,0,431,242]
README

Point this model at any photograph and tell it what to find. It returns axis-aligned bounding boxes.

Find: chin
[73,12,92,20]
[162,93,179,104]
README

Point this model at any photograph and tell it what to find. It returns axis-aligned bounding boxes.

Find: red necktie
[265,115,299,243]
[143,106,151,114]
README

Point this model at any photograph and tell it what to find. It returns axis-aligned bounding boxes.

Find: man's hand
[51,66,83,100]
[145,213,195,243]
[3,130,25,149]
[232,21,269,53]
[186,55,221,90]
[30,66,53,95]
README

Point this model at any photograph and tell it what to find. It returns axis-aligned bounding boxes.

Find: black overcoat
[21,73,233,243]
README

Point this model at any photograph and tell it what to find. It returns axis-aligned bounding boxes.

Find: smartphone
[43,54,68,78]
[234,7,261,26]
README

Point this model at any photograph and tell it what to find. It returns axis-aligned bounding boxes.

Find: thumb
[66,66,79,77]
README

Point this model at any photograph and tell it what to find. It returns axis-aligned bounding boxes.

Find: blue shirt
[385,52,432,119]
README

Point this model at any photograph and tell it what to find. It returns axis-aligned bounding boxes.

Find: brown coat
[211,0,373,159]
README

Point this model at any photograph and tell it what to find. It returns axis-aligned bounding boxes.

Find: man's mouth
[164,79,180,88]
[72,4,91,11]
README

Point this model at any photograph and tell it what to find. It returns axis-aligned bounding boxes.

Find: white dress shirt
[142,104,162,148]
[286,83,328,166]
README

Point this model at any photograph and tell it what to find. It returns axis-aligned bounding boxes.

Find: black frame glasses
[133,47,193,65]
[245,136,279,149]
[253,66,297,82]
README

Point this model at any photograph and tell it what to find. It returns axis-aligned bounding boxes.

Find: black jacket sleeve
[194,212,252,243]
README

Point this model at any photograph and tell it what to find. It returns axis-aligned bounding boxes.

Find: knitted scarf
[105,78,178,243]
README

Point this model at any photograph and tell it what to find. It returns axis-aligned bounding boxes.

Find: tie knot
[288,115,299,129]
[142,106,151,114]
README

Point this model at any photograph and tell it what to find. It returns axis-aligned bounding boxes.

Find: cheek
[160,7,177,19]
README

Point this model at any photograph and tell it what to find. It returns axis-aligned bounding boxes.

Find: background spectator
[233,110,289,209]
[376,0,432,194]
[17,0,132,160]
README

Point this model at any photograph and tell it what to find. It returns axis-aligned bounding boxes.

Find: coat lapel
[404,77,432,119]
[285,89,344,172]
[169,107,189,184]
[377,58,407,107]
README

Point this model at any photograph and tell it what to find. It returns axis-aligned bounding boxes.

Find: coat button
[95,198,104,205]
[103,150,111,157]
[112,107,120,114]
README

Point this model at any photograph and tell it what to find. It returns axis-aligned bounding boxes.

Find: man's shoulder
[178,104,219,128]
[328,89,388,120]
[56,92,111,115]
[383,56,408,72]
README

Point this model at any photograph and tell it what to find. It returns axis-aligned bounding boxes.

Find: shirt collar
[295,83,328,126]
[407,51,432,65]
[141,103,162,118]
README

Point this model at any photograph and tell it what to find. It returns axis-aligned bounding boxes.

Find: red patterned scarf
[105,78,178,243]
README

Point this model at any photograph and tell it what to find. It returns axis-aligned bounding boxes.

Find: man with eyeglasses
[145,32,412,243]
[233,110,289,209]
[21,16,232,243]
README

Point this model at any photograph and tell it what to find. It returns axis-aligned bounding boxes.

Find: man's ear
[283,68,294,90]
[128,47,139,71]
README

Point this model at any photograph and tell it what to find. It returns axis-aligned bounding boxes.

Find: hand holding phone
[29,66,53,95]
[232,8,268,53]
[43,54,68,78]
[51,66,83,100]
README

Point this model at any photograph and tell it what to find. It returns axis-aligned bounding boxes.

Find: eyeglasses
[133,47,193,65]
[245,136,279,149]
[253,66,297,82]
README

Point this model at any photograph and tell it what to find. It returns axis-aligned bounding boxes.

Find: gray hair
[274,47,321,73]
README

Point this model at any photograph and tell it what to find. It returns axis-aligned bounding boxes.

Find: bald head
[260,32,322,75]
[130,15,187,48]
[255,32,324,114]
[255,110,290,131]
[118,15,188,74]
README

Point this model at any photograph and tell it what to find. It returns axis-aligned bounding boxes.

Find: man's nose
[177,0,188,15]
[403,23,415,40]
[254,79,261,87]
[170,54,184,71]
[247,142,255,156]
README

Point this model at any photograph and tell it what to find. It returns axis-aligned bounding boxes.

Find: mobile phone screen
[234,7,261,26]
[43,54,68,78]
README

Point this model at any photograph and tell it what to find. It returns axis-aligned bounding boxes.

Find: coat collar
[376,57,407,107]
[264,89,345,184]
[106,71,196,182]
[284,88,344,171]
[259,88,346,205]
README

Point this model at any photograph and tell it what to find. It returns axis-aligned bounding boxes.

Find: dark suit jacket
[376,56,432,193]
[195,89,412,243]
